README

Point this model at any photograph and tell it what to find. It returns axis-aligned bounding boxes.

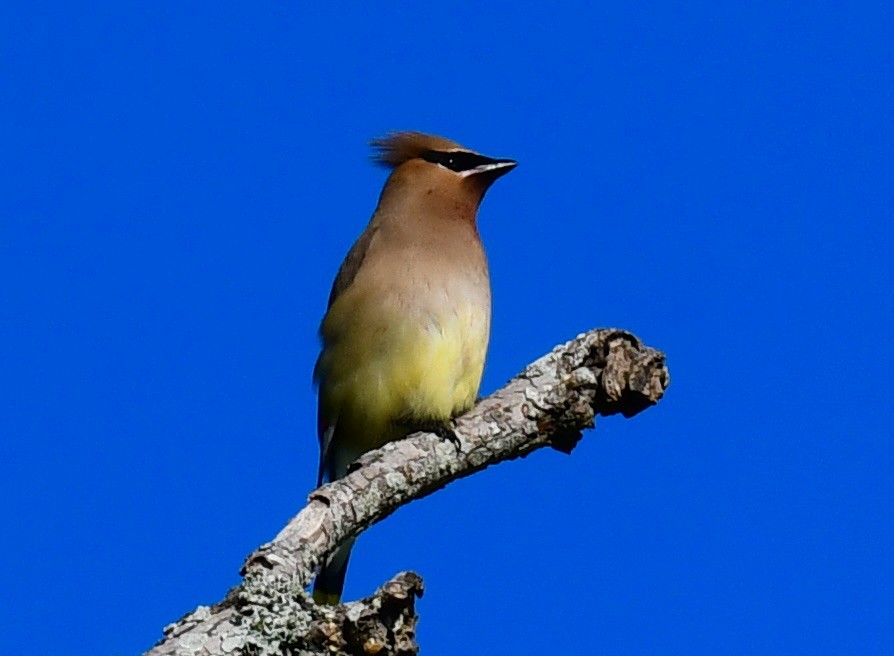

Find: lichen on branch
[145,328,669,656]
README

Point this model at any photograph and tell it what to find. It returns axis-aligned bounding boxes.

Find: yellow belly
[317,300,489,454]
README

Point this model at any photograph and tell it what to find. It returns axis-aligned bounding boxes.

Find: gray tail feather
[312,539,354,604]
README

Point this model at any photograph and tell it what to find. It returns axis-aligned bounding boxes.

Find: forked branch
[146,328,669,656]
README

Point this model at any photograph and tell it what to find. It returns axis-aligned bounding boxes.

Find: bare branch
[145,328,669,656]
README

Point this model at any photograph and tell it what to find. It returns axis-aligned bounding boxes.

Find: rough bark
[145,328,669,656]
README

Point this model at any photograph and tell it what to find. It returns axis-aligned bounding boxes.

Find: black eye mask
[420,150,499,173]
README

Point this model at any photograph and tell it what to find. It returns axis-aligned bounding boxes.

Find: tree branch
[144,328,669,656]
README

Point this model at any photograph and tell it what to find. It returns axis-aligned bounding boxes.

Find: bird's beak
[464,158,517,184]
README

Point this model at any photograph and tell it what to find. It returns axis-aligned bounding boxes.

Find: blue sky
[2,2,892,654]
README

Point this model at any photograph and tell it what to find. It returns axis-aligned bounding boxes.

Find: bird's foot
[419,420,462,453]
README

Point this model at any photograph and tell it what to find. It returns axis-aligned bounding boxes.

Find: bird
[312,131,516,605]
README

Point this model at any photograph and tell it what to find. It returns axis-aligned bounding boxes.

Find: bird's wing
[316,396,336,487]
[316,222,381,485]
[327,223,380,309]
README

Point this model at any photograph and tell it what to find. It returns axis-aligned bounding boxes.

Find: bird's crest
[370,131,468,168]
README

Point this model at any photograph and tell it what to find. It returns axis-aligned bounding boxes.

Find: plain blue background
[2,3,892,654]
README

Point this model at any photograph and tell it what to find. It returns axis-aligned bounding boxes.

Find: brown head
[369,131,516,218]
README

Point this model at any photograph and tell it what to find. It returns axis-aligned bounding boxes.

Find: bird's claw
[430,421,462,453]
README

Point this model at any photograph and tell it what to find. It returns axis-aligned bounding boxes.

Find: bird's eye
[421,150,496,173]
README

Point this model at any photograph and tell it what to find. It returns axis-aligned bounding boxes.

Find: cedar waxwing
[312,132,516,605]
